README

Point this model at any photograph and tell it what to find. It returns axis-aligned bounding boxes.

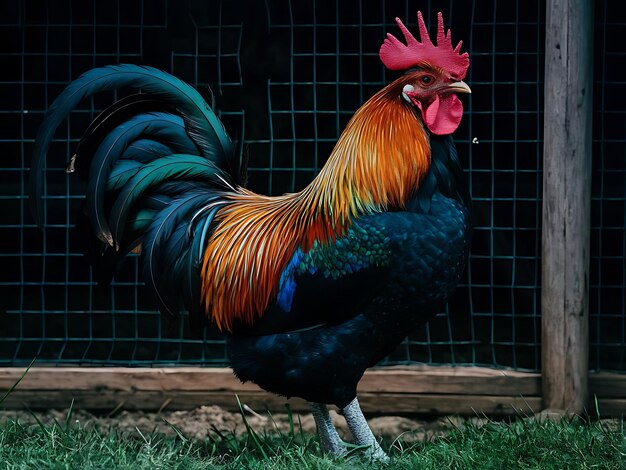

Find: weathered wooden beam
[357,394,541,416]
[0,389,544,416]
[590,399,626,418]
[542,0,594,413]
[1,367,622,416]
[0,365,541,416]
[0,365,542,396]
[588,372,626,399]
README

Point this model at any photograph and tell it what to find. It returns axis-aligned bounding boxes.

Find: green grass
[0,410,624,469]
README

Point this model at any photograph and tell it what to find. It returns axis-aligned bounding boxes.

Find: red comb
[379,11,469,80]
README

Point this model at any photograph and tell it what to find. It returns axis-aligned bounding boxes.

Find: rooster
[29,11,471,462]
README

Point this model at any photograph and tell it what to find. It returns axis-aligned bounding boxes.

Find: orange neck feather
[201,81,431,331]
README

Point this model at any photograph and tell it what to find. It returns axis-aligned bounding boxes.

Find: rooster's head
[380,11,471,135]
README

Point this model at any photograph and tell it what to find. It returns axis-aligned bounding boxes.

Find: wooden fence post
[542,0,594,413]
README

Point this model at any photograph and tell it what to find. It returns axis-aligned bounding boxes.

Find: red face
[400,68,471,136]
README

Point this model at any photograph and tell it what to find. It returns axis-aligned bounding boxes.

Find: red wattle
[416,94,464,135]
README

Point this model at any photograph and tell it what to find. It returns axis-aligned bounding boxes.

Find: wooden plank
[590,399,626,418]
[0,365,542,396]
[0,390,309,413]
[0,367,260,393]
[0,365,543,415]
[542,0,594,413]
[1,387,621,417]
[0,389,541,416]
[1,366,623,415]
[357,394,541,416]
[589,372,626,399]
[360,367,540,396]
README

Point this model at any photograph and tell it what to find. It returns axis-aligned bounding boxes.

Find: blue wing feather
[142,192,222,316]
[122,140,176,163]
[86,112,199,243]
[108,154,229,248]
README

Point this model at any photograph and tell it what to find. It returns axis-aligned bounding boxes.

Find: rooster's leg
[341,397,389,463]
[309,402,346,456]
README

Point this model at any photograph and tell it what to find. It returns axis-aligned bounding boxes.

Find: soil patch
[0,406,485,443]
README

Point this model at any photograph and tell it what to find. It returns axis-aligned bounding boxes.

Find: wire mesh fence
[0,0,623,372]
[589,1,626,372]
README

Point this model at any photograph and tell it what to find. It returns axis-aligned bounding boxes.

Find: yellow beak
[447,80,472,94]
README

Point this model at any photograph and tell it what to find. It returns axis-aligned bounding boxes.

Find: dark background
[0,0,623,371]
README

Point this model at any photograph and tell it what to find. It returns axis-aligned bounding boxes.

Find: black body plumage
[228,135,471,407]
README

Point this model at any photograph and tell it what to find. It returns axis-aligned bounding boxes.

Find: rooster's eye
[420,75,433,85]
